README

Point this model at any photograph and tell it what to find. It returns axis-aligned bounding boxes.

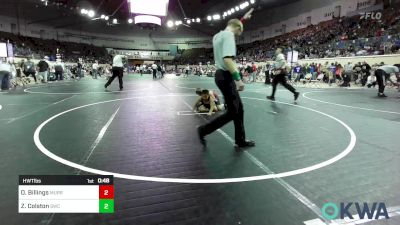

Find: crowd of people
[234,60,400,91]
[176,4,400,64]
[241,4,400,61]
[286,61,399,88]
[1,3,399,92]
[0,55,118,90]
[0,31,111,63]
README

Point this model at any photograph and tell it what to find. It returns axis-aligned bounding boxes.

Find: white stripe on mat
[182,99,329,223]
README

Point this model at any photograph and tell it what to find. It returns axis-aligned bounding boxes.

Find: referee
[267,47,299,101]
[375,64,399,97]
[197,9,255,148]
[105,53,126,91]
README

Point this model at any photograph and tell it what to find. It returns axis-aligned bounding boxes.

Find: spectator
[361,61,371,86]
[37,56,49,83]
[54,59,65,81]
[92,60,99,79]
[23,57,37,83]
[0,58,12,91]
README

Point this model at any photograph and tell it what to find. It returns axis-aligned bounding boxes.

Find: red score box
[99,185,114,199]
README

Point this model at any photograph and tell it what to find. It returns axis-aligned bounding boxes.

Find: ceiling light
[128,18,133,23]
[207,16,212,21]
[128,0,169,17]
[105,16,109,20]
[212,14,220,20]
[240,2,250,9]
[250,0,255,4]
[186,19,191,24]
[196,18,201,23]
[88,10,95,17]
[113,18,118,24]
[80,9,87,14]
[235,6,239,11]
[167,20,174,27]
[134,15,162,26]
[101,15,105,19]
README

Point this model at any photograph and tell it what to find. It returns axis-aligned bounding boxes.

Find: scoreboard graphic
[18,175,114,213]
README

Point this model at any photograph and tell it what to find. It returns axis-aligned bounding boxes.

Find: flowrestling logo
[322,202,389,220]
[360,12,382,20]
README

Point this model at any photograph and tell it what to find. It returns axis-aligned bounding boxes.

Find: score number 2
[99,185,114,199]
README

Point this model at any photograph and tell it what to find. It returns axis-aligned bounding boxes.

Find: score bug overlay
[18,175,114,213]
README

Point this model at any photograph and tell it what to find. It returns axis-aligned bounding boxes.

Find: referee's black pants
[265,70,270,84]
[200,69,246,145]
[105,67,124,89]
[271,71,296,97]
[375,69,386,94]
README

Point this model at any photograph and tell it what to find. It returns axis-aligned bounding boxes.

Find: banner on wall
[7,43,13,57]
[287,51,299,63]
[0,43,7,57]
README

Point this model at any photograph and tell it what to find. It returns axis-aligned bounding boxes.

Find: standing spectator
[92,60,99,79]
[244,64,253,83]
[135,65,139,73]
[77,58,83,79]
[353,62,363,84]
[361,61,371,86]
[316,63,322,75]
[157,63,162,78]
[37,56,49,83]
[293,64,301,82]
[184,64,190,77]
[152,63,158,79]
[54,59,64,81]
[0,58,12,91]
[329,63,338,81]
[266,47,299,101]
[139,64,144,76]
[161,65,165,78]
[251,62,257,82]
[344,62,354,81]
[104,54,126,91]
[23,57,37,83]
